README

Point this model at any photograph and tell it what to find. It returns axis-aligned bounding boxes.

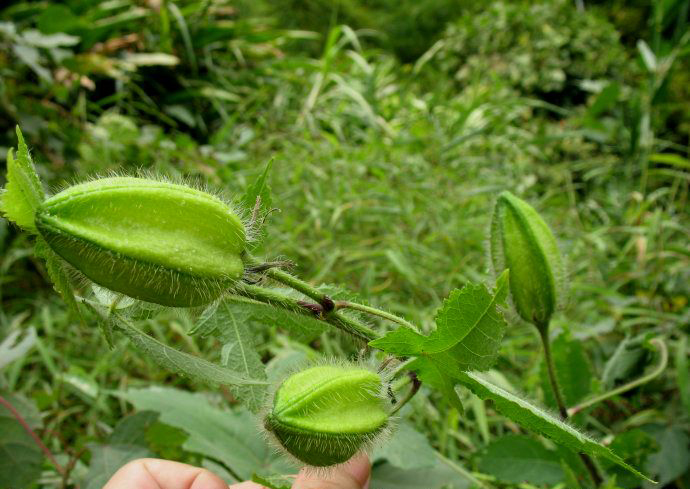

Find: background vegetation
[0,0,688,488]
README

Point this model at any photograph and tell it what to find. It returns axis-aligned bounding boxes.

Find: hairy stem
[568,338,667,417]
[537,323,603,486]
[539,325,568,419]
[236,283,380,342]
[245,254,424,334]
[335,300,420,332]
[0,394,66,477]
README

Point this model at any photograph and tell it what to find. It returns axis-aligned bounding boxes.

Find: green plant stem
[236,283,380,342]
[568,338,668,417]
[264,267,334,309]
[538,323,603,486]
[244,254,335,310]
[245,254,423,335]
[389,372,421,416]
[335,300,420,332]
[538,325,568,419]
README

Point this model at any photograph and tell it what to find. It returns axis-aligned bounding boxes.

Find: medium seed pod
[264,365,388,467]
[35,177,246,307]
[490,191,564,328]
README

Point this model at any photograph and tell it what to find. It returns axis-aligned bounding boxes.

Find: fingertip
[292,454,371,489]
[341,454,371,488]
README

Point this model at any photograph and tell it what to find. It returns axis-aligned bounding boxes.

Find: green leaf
[368,326,426,355]
[120,387,295,479]
[456,370,653,482]
[193,294,326,343]
[643,425,690,487]
[374,422,437,470]
[602,335,646,388]
[426,270,508,354]
[251,474,291,489]
[0,392,44,489]
[479,434,565,485]
[114,315,268,388]
[35,237,83,322]
[371,274,508,409]
[602,430,657,489]
[1,127,44,232]
[370,461,474,489]
[408,355,464,413]
[82,444,153,489]
[145,422,189,460]
[370,273,508,371]
[195,299,267,413]
[109,410,160,446]
[540,330,593,407]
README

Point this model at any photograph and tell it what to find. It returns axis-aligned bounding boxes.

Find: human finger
[103,458,228,489]
[291,454,371,489]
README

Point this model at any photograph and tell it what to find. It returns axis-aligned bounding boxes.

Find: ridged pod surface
[490,191,564,328]
[35,177,245,307]
[264,365,388,467]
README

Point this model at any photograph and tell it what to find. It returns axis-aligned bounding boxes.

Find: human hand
[103,454,371,489]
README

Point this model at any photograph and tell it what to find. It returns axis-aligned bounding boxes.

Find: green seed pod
[35,177,246,307]
[264,365,388,467]
[490,191,564,329]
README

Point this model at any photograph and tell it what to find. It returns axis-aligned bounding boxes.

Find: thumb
[291,454,371,489]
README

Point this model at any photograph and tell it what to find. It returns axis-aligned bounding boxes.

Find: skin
[103,455,371,489]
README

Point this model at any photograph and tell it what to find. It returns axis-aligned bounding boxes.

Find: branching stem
[335,300,420,332]
[568,338,667,417]
[236,283,380,342]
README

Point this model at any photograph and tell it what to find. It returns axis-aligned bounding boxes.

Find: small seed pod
[35,177,246,307]
[490,191,564,329]
[264,365,388,467]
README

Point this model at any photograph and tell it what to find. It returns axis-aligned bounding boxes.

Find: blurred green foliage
[0,0,688,488]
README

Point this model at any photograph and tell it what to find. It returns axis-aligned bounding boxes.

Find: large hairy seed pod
[490,191,564,328]
[35,177,246,307]
[264,365,388,467]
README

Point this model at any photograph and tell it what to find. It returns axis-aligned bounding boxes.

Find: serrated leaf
[82,444,153,489]
[426,270,508,353]
[113,315,268,388]
[196,299,267,413]
[1,127,44,232]
[540,331,593,408]
[370,272,508,378]
[602,430,657,489]
[456,371,653,482]
[120,386,295,479]
[35,237,83,322]
[0,393,44,489]
[479,435,565,485]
